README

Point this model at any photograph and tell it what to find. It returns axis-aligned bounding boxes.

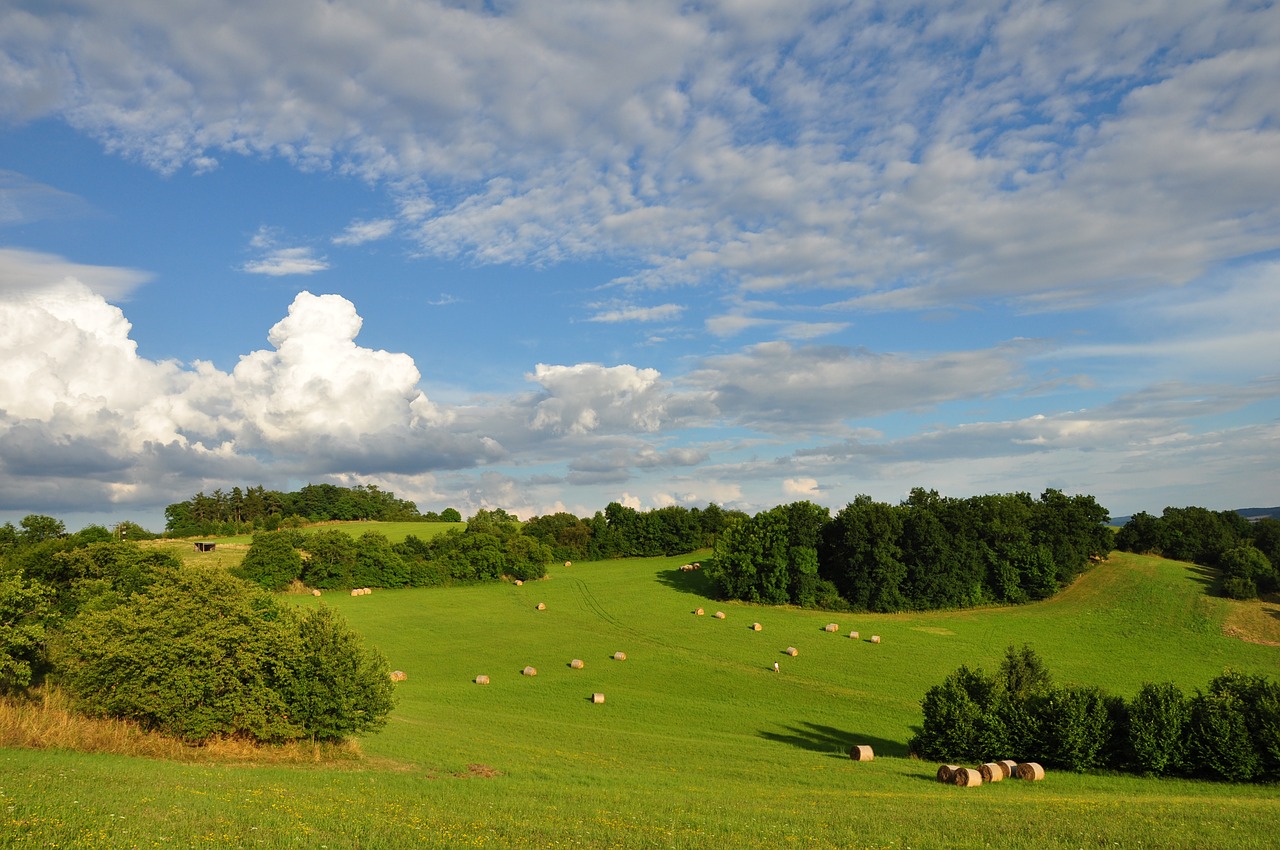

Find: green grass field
[3,551,1278,848]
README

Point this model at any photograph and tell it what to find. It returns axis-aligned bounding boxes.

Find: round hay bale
[714,611,726,619]
[514,579,523,586]
[612,652,627,661]
[1015,762,1046,781]
[824,623,839,633]
[849,631,859,639]
[997,759,1018,779]
[565,560,572,567]
[693,562,701,569]
[389,670,407,682]
[953,767,983,787]
[694,608,705,616]
[592,692,605,704]
[869,634,881,644]
[350,589,360,597]
[570,659,585,669]
[536,602,547,610]
[978,762,1005,783]
[849,745,874,761]
[785,646,799,657]
[475,675,490,685]
[522,666,538,677]
[311,589,322,597]
[936,764,961,783]
[751,622,763,631]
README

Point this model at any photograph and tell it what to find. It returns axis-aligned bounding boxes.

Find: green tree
[234,531,303,591]
[440,507,462,523]
[0,568,54,694]
[353,532,408,588]
[1127,682,1191,776]
[301,529,357,589]
[18,514,65,545]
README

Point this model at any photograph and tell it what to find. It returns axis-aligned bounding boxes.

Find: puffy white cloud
[526,362,671,435]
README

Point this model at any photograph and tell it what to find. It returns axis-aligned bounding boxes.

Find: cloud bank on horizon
[1,0,1278,528]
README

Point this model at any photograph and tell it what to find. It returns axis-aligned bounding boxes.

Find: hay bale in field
[978,762,1005,783]
[612,651,627,661]
[475,675,490,685]
[389,670,408,682]
[311,589,321,597]
[522,666,538,677]
[536,602,547,610]
[350,589,360,597]
[936,764,961,783]
[570,659,585,669]
[694,608,705,616]
[952,767,983,787]
[997,759,1017,778]
[514,579,523,586]
[1015,762,1045,781]
[785,646,799,657]
[848,631,859,639]
[592,693,605,704]
[869,635,881,644]
[849,745,874,761]
[824,623,839,633]
[751,622,763,631]
[693,563,701,569]
[565,561,572,568]
[714,611,726,619]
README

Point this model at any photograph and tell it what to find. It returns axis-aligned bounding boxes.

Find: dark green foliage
[1188,688,1262,781]
[1037,685,1114,771]
[1127,682,1191,776]
[1115,507,1280,598]
[233,531,304,591]
[18,514,66,545]
[504,535,552,581]
[521,512,592,562]
[353,532,408,588]
[1218,545,1272,599]
[301,529,358,589]
[1000,643,1053,699]
[439,507,462,523]
[56,566,394,742]
[164,483,429,535]
[819,495,907,612]
[908,666,1004,763]
[1202,671,1280,779]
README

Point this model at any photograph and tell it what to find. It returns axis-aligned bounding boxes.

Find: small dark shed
[194,542,217,552]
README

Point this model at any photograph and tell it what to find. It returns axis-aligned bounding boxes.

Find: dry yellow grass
[0,689,364,766]
[1222,594,1280,647]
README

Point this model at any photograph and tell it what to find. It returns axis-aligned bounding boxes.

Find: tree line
[1114,506,1280,599]
[0,518,394,743]
[912,646,1280,783]
[163,483,462,537]
[706,489,1113,613]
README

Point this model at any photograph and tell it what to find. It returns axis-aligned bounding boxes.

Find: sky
[1,0,1278,532]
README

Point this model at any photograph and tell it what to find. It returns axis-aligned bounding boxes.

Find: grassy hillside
[3,552,1278,848]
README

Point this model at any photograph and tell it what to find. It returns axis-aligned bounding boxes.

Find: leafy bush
[1037,685,1114,771]
[234,531,304,590]
[1127,682,1191,776]
[1188,688,1262,781]
[0,569,54,694]
[56,566,394,742]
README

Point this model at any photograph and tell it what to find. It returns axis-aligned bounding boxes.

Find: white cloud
[5,2,1277,309]
[0,248,152,299]
[588,303,684,323]
[241,246,329,276]
[332,218,396,246]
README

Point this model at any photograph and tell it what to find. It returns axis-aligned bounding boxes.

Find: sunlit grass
[4,551,1278,848]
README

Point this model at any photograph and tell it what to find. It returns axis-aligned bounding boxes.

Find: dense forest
[707,489,1114,612]
[1113,506,1280,599]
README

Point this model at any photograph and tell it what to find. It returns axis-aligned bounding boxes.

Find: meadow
[3,549,1278,848]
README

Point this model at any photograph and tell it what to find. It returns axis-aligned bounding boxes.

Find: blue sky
[2,0,1278,531]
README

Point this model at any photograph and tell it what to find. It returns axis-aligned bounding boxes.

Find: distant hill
[1111,506,1279,526]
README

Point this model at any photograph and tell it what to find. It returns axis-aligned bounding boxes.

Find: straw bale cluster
[937,761,1045,787]
[678,563,702,572]
[389,670,408,682]
[350,587,372,596]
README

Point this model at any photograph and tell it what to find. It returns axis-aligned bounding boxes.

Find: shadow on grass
[655,568,716,599]
[1184,562,1217,591]
[758,722,906,759]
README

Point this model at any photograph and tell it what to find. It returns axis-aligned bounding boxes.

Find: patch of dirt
[455,763,504,778]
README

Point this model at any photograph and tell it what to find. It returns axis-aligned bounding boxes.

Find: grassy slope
[3,552,1278,849]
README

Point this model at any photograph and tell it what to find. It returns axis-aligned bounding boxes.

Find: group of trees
[707,489,1113,613]
[521,502,743,563]
[233,511,556,592]
[911,647,1280,783]
[164,484,461,537]
[0,515,395,743]
[1114,507,1280,599]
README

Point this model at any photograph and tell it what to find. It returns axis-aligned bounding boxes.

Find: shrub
[0,570,54,694]
[1127,682,1191,776]
[1037,685,1114,771]
[234,531,304,591]
[909,666,998,763]
[301,529,357,589]
[1188,688,1262,781]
